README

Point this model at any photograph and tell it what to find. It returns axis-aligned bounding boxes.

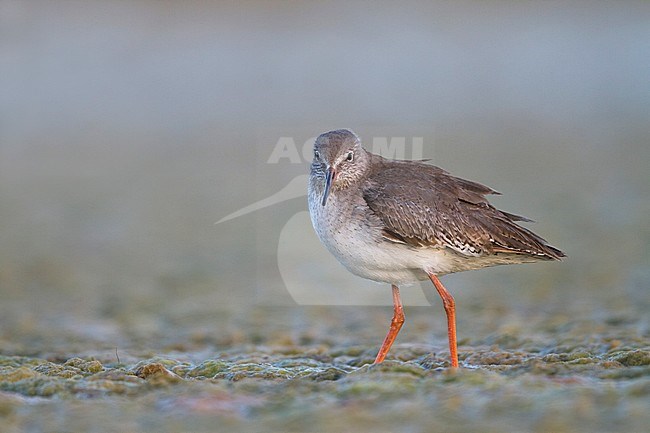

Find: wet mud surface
[1,308,648,433]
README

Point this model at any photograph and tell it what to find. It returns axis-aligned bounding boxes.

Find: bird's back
[362,155,565,262]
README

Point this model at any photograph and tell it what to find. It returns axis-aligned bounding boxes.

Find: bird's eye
[346,152,354,162]
[314,150,320,160]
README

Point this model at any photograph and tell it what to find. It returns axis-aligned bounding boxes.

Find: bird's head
[311,129,368,206]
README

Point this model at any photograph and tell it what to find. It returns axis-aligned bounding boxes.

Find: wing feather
[362,160,564,260]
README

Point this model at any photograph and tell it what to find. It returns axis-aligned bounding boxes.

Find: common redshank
[307,129,564,368]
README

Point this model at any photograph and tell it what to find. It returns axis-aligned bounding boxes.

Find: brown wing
[362,160,565,260]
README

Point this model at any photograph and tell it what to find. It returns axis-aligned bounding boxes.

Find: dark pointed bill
[321,167,336,206]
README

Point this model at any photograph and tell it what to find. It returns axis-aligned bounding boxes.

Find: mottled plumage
[363,158,564,260]
[307,128,564,367]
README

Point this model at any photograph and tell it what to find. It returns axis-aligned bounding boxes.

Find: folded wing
[362,161,565,260]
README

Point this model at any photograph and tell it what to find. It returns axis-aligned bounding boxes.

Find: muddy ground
[1,301,649,433]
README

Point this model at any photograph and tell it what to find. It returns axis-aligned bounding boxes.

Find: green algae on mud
[1,347,648,395]
[0,321,649,433]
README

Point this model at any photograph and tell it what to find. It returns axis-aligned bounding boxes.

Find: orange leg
[427,274,459,368]
[373,285,405,364]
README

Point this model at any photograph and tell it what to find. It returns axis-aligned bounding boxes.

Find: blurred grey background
[1,1,648,351]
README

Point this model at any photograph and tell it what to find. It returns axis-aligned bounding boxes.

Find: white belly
[308,190,466,285]
[308,184,533,285]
